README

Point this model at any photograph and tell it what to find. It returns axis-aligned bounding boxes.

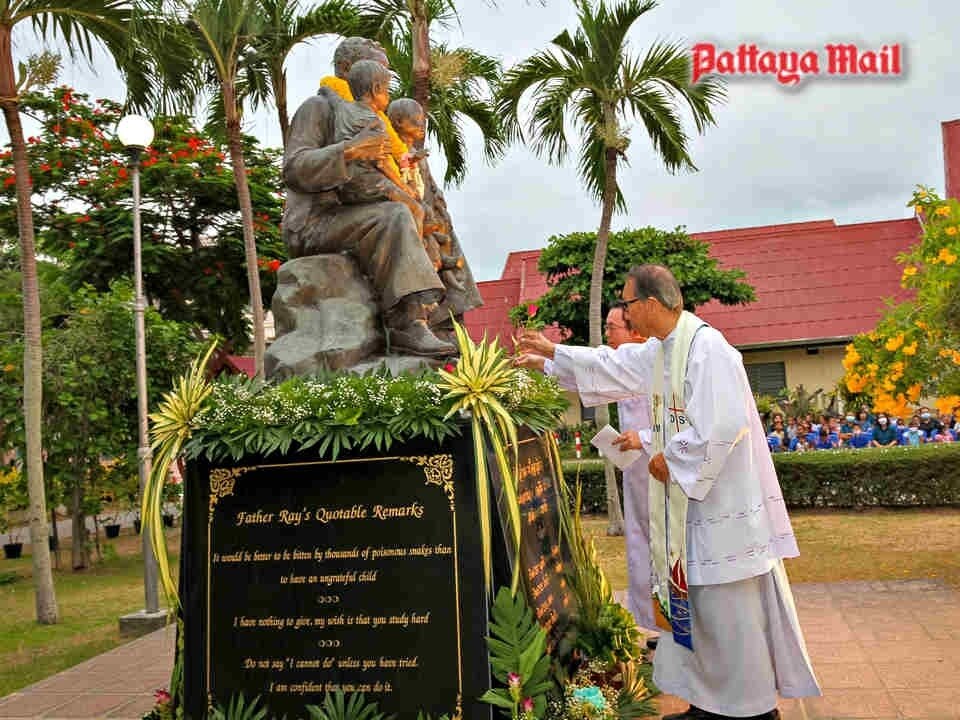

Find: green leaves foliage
[0,279,202,493]
[481,587,555,718]
[210,693,270,720]
[186,371,458,462]
[181,363,567,464]
[306,690,395,720]
[532,227,755,345]
[0,86,285,352]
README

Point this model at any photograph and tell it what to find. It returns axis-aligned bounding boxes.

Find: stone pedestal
[265,255,383,379]
[118,609,169,639]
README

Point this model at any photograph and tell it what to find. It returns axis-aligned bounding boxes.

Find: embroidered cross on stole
[648,311,705,651]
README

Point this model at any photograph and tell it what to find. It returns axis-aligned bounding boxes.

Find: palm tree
[497,0,724,533]
[0,0,162,625]
[182,0,270,377]
[360,0,446,119]
[384,32,503,185]
[255,0,360,146]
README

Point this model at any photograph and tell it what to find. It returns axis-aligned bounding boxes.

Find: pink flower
[154,688,171,704]
[443,362,456,373]
[521,697,534,713]
[526,304,538,318]
[508,672,522,688]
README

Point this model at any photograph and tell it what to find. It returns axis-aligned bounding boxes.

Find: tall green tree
[497,0,724,532]
[0,281,202,570]
[180,0,272,377]
[0,87,285,349]
[526,227,754,345]
[255,0,360,145]
[360,0,504,184]
[0,0,161,624]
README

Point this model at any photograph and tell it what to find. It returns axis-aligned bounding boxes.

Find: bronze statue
[282,38,451,357]
[276,37,482,371]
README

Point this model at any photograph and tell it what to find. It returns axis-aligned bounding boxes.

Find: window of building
[745,362,787,396]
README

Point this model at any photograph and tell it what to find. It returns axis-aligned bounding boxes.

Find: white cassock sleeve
[663,330,752,502]
[544,346,616,391]
[552,342,656,406]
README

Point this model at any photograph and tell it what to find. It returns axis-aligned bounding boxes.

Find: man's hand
[343,123,389,162]
[648,452,669,484]
[612,430,641,452]
[516,330,556,359]
[513,353,546,373]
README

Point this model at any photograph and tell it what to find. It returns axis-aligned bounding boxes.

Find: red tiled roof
[463,273,565,349]
[692,217,918,346]
[225,355,256,378]
[466,217,920,349]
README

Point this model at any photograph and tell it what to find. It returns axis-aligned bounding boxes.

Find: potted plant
[0,465,27,559]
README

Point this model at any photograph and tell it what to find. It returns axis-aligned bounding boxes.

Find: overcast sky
[11,0,960,281]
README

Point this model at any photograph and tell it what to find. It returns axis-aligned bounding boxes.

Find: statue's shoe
[390,321,457,357]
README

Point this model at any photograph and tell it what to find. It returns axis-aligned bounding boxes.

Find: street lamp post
[117,115,162,628]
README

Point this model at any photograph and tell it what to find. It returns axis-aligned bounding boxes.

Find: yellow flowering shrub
[841,187,960,417]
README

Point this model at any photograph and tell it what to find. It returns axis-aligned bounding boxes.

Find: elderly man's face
[621,278,654,336]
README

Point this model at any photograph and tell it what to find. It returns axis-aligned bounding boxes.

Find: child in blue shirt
[847,424,871,448]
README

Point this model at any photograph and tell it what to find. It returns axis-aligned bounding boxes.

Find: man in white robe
[544,304,659,642]
[517,264,820,720]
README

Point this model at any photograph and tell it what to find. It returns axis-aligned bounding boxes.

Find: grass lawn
[582,507,960,593]
[0,527,180,698]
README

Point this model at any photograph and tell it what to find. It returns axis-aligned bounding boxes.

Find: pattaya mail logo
[691,43,903,86]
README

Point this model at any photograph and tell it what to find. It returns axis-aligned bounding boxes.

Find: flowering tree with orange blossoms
[842,187,960,420]
[0,86,285,353]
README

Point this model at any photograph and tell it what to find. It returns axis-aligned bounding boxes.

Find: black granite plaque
[180,433,491,720]
[489,429,577,652]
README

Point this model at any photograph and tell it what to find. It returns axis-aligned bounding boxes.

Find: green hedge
[562,443,960,510]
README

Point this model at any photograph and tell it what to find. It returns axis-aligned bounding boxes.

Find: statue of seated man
[281,37,455,358]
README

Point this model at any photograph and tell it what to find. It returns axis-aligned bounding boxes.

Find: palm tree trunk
[223,81,265,378]
[274,67,289,148]
[592,141,624,536]
[0,26,59,623]
[410,0,430,142]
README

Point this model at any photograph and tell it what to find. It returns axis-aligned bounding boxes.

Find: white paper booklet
[589,424,645,470]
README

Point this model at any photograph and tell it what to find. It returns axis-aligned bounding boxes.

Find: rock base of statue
[266,255,383,379]
[266,256,453,379]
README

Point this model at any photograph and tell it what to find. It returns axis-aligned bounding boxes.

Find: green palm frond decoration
[306,690,394,720]
[210,692,270,720]
[143,341,219,608]
[437,321,523,591]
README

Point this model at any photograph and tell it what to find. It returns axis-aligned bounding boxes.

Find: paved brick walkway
[0,579,957,719]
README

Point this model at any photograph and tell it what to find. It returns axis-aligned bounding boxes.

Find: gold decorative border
[205,454,462,718]
[403,454,455,509]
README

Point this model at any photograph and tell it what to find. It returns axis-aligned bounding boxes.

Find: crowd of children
[764,405,958,452]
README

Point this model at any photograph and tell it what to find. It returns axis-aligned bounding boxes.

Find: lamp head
[116,115,155,150]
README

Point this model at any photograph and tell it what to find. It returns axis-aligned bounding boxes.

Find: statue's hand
[344,123,389,162]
